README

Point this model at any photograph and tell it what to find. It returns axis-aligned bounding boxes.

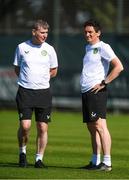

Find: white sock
[19,145,26,154]
[103,155,111,166]
[35,153,43,162]
[91,154,101,165]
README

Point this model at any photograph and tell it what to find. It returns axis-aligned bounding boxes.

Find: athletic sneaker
[19,153,27,167]
[34,160,46,168]
[97,162,112,171]
[81,161,98,170]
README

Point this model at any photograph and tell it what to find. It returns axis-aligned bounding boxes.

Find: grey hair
[32,19,49,30]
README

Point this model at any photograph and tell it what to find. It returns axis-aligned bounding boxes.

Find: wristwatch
[100,80,107,86]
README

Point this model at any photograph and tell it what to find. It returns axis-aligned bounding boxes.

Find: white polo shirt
[13,40,58,89]
[80,41,117,93]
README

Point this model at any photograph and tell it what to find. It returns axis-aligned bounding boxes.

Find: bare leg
[17,120,31,148]
[96,118,111,155]
[87,123,101,154]
[36,122,48,159]
[95,118,112,167]
[87,123,101,165]
[18,119,31,167]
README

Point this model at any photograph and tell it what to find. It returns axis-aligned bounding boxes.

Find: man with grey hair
[14,19,58,168]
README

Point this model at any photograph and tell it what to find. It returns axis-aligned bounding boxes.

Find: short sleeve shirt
[80,41,117,93]
[13,40,58,89]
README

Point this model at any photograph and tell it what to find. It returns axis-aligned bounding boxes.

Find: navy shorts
[16,86,52,122]
[82,88,107,123]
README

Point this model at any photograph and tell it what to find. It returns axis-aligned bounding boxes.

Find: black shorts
[16,86,52,122]
[82,88,107,123]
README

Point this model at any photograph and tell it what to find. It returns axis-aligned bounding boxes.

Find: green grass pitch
[0,110,129,179]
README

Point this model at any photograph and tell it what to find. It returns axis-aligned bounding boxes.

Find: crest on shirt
[41,50,47,56]
[93,48,98,54]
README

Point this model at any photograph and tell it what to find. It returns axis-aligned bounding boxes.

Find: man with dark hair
[14,19,58,168]
[80,19,123,171]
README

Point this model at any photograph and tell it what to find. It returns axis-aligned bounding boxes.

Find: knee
[95,123,103,134]
[37,122,48,134]
[21,122,31,132]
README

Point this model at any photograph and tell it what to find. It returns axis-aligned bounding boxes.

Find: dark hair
[83,19,101,32]
[32,19,49,30]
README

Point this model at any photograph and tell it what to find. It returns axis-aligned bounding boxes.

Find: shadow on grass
[0,162,34,168]
[46,165,82,170]
[0,162,18,168]
[0,162,83,170]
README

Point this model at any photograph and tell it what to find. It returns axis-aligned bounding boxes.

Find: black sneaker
[97,162,112,171]
[81,161,98,170]
[34,160,46,168]
[19,153,27,167]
